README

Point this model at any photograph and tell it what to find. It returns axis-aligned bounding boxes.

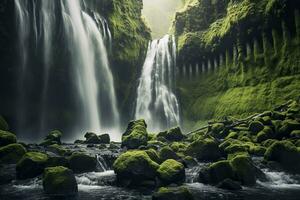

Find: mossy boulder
[40,130,63,146]
[157,159,185,185]
[0,130,16,147]
[278,120,300,138]
[230,155,256,186]
[122,119,148,149]
[84,132,101,144]
[224,144,248,154]
[0,143,27,164]
[217,178,242,190]
[43,166,78,196]
[198,160,234,185]
[16,152,49,179]
[99,134,110,144]
[186,138,221,161]
[159,146,179,162]
[113,150,159,186]
[256,126,275,143]
[68,153,97,173]
[225,132,238,140]
[249,121,264,134]
[262,139,278,147]
[47,144,68,156]
[210,123,225,138]
[291,130,300,138]
[0,115,9,131]
[152,186,194,200]
[47,156,69,168]
[163,127,185,142]
[264,141,300,173]
[145,149,160,164]
[170,142,187,153]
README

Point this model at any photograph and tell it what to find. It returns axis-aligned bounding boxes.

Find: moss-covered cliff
[173,0,300,130]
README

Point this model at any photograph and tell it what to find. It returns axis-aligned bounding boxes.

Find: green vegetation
[0,143,26,164]
[122,119,149,149]
[157,159,185,185]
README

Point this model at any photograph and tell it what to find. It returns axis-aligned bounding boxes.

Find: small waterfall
[135,35,180,132]
[96,154,109,172]
[14,0,120,140]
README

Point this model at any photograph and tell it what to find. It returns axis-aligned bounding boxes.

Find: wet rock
[278,120,300,138]
[68,152,97,173]
[157,127,185,142]
[186,138,221,161]
[159,146,179,162]
[157,159,185,185]
[249,121,264,135]
[264,140,300,173]
[121,119,148,149]
[0,130,16,147]
[256,126,275,143]
[84,132,101,144]
[99,133,110,144]
[74,140,84,144]
[47,144,68,156]
[113,150,159,187]
[0,143,27,164]
[152,186,194,200]
[43,166,78,196]
[16,152,49,179]
[291,130,300,138]
[40,130,63,146]
[217,178,242,190]
[198,160,234,184]
[145,149,160,164]
[47,155,69,168]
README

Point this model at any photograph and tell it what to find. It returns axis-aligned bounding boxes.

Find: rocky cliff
[173,0,300,130]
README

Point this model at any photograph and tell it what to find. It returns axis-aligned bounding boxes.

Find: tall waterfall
[14,0,120,141]
[135,35,180,132]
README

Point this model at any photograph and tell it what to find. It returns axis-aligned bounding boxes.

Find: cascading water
[135,35,180,132]
[14,0,120,141]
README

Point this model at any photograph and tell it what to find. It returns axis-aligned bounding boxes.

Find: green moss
[145,149,160,164]
[291,130,300,138]
[225,132,238,140]
[68,152,96,173]
[43,166,78,196]
[0,143,26,164]
[0,115,9,131]
[170,142,188,153]
[48,144,68,156]
[157,159,185,185]
[230,155,256,186]
[122,119,148,149]
[159,146,179,162]
[249,121,265,135]
[0,130,16,147]
[256,126,275,143]
[153,186,193,200]
[186,138,221,161]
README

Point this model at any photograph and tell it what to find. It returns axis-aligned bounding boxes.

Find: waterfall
[135,35,180,132]
[14,0,120,141]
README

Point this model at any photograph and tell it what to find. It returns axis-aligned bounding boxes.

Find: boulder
[256,127,275,143]
[43,166,78,196]
[198,160,234,184]
[113,150,159,186]
[170,142,187,153]
[47,156,69,168]
[0,130,16,147]
[159,146,179,162]
[230,155,257,186]
[157,127,185,142]
[157,159,185,185]
[121,119,148,149]
[99,134,110,144]
[16,152,49,179]
[291,130,300,138]
[186,138,221,161]
[145,149,160,164]
[0,143,27,164]
[217,178,242,190]
[278,120,300,138]
[47,144,68,156]
[0,115,9,131]
[152,186,194,200]
[40,130,63,146]
[264,141,300,173]
[68,152,97,173]
[249,121,264,134]
[84,132,101,144]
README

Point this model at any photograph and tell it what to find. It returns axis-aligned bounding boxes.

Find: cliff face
[173,0,300,129]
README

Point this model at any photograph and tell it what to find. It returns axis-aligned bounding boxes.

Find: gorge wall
[173,0,300,130]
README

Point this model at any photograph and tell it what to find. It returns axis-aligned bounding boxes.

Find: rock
[113,150,159,186]
[182,156,198,167]
[121,119,148,149]
[157,159,185,185]
[68,152,97,173]
[0,164,16,185]
[272,111,286,120]
[99,134,110,144]
[47,144,68,156]
[247,144,266,156]
[0,130,16,147]
[0,143,27,164]
[47,156,69,168]
[198,160,234,184]
[230,155,256,186]
[225,132,238,140]
[152,186,194,200]
[256,126,275,143]
[74,140,84,144]
[217,178,242,190]
[224,144,248,154]
[158,127,185,142]
[291,130,300,138]
[159,146,179,162]
[145,149,160,164]
[84,132,101,144]
[0,115,9,131]
[264,141,300,173]
[261,139,278,147]
[16,152,49,179]
[43,166,78,196]
[249,121,264,134]
[186,138,221,161]
[40,130,63,146]
[170,142,187,153]
[210,123,225,138]
[278,120,300,138]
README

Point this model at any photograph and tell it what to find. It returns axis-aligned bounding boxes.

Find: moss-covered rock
[170,142,188,153]
[159,146,179,162]
[160,127,185,142]
[46,156,69,168]
[152,186,194,200]
[186,138,221,161]
[0,115,9,131]
[0,143,27,164]
[249,121,265,135]
[256,126,275,143]
[264,141,300,173]
[230,155,256,186]
[16,152,49,179]
[198,160,234,185]
[68,153,97,173]
[43,166,78,196]
[122,119,148,149]
[47,144,68,156]
[157,159,185,185]
[84,132,101,144]
[217,178,242,190]
[0,130,16,147]
[145,149,160,164]
[113,150,159,186]
[99,134,110,144]
[278,120,300,138]
[40,130,63,146]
